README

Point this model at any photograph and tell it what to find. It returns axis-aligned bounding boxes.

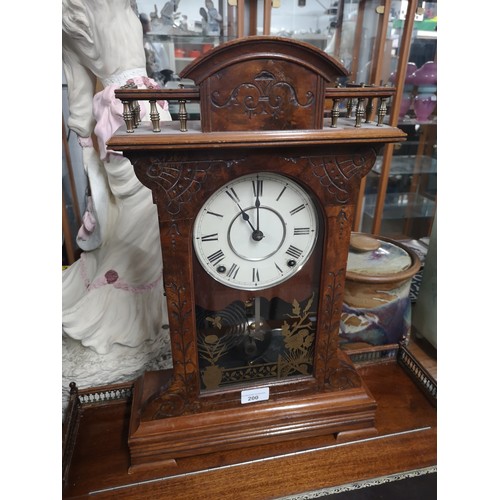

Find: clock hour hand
[235,202,258,233]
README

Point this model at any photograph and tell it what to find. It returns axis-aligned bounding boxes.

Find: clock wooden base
[128,357,377,473]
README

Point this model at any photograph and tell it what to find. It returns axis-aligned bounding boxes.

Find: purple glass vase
[407,61,437,87]
[399,92,412,118]
[413,92,437,122]
[389,62,418,85]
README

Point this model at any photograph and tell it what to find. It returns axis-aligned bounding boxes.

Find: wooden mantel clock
[108,36,406,473]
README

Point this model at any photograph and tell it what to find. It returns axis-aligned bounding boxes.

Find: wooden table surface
[63,361,436,499]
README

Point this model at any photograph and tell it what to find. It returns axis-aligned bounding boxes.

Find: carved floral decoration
[210,70,315,119]
[284,148,377,204]
[197,295,317,391]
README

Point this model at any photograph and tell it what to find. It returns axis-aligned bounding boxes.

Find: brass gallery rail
[114,83,397,134]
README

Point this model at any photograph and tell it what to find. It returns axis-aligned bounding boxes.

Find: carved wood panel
[201,61,323,131]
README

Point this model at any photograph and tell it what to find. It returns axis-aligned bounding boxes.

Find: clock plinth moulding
[108,36,406,473]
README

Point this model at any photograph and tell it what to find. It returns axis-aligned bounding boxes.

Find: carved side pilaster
[324,202,363,389]
[282,148,376,391]
[152,282,201,419]
[314,267,342,388]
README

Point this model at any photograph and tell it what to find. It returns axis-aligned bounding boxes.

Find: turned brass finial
[346,98,353,118]
[149,100,161,133]
[377,97,388,126]
[133,101,141,127]
[125,82,141,128]
[122,100,135,133]
[330,98,340,128]
[178,84,188,132]
[365,97,374,123]
[120,83,136,133]
[355,97,365,128]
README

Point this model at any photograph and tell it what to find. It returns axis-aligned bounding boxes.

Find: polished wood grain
[107,119,406,151]
[62,361,436,499]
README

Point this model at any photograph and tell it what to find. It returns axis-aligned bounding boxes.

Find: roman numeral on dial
[227,263,240,279]
[276,185,287,201]
[225,188,240,203]
[252,179,263,197]
[290,204,305,215]
[252,268,260,282]
[206,210,223,218]
[286,245,303,259]
[201,233,218,242]
[293,227,310,235]
[207,249,225,265]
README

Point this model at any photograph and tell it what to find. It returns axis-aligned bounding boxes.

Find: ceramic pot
[340,233,421,348]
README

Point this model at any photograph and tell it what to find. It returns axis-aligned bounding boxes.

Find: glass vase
[413,92,437,123]
[399,92,413,119]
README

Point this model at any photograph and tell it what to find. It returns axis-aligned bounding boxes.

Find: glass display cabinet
[358,0,437,241]
[271,0,437,242]
[136,0,436,243]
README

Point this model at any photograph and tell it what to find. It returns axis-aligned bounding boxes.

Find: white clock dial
[193,172,319,290]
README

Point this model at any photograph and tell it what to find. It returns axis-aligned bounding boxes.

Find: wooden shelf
[63,360,436,499]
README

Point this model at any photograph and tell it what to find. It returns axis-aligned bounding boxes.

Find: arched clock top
[179,36,350,132]
[180,36,349,85]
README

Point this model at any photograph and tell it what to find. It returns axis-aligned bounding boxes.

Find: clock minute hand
[252,195,264,242]
[255,195,260,231]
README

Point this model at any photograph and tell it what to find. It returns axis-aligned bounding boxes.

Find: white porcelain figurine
[62,0,171,413]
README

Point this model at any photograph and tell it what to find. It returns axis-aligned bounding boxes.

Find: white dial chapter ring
[193,173,318,291]
[228,207,285,261]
